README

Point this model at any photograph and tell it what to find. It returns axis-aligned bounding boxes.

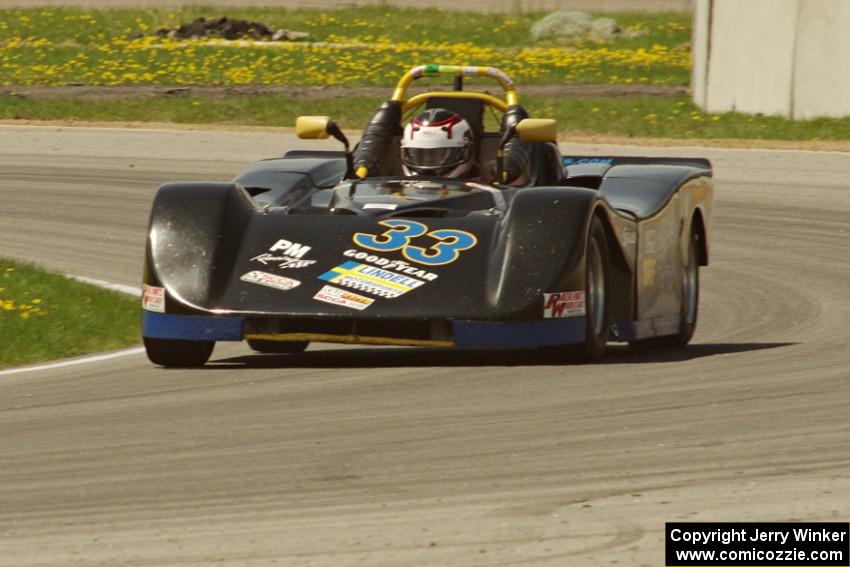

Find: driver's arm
[352,101,403,177]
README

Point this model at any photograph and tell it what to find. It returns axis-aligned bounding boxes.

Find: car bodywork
[141,65,713,366]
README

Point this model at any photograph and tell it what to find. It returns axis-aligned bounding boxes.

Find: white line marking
[0,347,145,377]
[69,275,140,297]
[0,274,142,377]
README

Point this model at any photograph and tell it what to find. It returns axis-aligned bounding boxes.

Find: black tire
[630,229,700,350]
[144,337,214,368]
[578,217,611,360]
[672,228,700,346]
[247,339,309,354]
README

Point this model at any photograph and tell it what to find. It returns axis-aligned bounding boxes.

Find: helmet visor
[401,146,467,169]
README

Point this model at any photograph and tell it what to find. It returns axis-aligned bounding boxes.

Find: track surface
[1,125,849,566]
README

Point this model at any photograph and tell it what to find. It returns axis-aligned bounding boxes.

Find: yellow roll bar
[402,91,508,114]
[391,65,519,108]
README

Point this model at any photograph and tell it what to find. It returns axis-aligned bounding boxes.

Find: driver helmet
[401,108,475,178]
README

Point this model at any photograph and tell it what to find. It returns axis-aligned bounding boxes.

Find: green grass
[0,6,689,49]
[4,95,850,142]
[527,97,850,140]
[0,7,691,86]
[0,259,140,369]
[2,6,847,141]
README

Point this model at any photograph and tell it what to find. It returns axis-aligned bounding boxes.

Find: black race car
[141,65,713,366]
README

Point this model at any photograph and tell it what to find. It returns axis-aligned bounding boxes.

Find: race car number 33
[353,219,477,266]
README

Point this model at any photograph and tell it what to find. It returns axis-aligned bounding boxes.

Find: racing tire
[143,337,214,368]
[247,339,309,354]
[630,228,700,350]
[577,216,611,360]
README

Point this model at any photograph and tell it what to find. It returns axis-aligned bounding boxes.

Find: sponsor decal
[142,284,165,313]
[240,271,301,291]
[269,238,311,258]
[342,249,438,281]
[313,285,373,311]
[362,203,399,211]
[642,258,657,286]
[251,253,316,269]
[251,238,316,270]
[645,230,657,254]
[543,291,586,319]
[319,261,424,298]
[353,219,477,266]
[563,157,614,165]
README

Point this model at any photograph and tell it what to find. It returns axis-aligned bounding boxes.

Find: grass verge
[4,95,850,142]
[0,7,690,86]
[0,259,139,370]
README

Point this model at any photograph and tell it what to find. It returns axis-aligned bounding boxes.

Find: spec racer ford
[141,65,713,366]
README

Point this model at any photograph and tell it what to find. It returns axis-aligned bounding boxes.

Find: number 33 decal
[353,220,478,266]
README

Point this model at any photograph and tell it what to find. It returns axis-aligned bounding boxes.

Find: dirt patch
[151,17,308,42]
[0,83,687,102]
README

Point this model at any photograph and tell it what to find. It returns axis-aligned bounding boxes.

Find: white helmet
[401,108,475,178]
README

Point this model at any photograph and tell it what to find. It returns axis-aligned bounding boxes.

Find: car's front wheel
[144,337,214,367]
[578,217,611,360]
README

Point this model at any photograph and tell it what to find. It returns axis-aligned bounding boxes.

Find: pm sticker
[543,291,586,318]
[313,285,374,311]
[251,238,317,270]
[240,271,301,291]
[142,284,165,313]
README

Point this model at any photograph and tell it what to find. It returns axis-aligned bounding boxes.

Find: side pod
[144,182,256,309]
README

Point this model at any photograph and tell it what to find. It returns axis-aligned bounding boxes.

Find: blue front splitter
[143,311,586,348]
[143,311,244,341]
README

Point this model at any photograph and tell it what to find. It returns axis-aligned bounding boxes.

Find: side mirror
[516,118,558,143]
[296,115,331,139]
[295,115,356,180]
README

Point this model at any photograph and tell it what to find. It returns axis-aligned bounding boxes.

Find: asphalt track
[2,124,850,566]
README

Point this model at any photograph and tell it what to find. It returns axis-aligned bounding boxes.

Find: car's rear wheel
[144,337,214,367]
[630,228,700,349]
[578,217,611,360]
[247,339,309,354]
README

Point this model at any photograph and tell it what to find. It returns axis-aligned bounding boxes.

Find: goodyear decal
[342,249,438,281]
[353,219,477,266]
[319,261,424,298]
